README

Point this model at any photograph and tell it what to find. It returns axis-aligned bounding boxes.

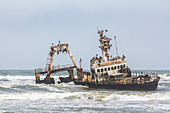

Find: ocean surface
[0,70,170,113]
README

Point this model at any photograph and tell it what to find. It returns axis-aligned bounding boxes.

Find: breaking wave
[0,70,170,112]
[0,90,170,102]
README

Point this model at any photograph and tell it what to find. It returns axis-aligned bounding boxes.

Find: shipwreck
[35,29,160,91]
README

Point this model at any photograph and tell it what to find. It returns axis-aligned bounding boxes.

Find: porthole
[105,68,107,71]
[117,66,119,69]
[114,66,116,69]
[111,67,114,70]
[108,67,110,71]
[101,68,103,72]
[121,65,123,69]
[97,69,100,72]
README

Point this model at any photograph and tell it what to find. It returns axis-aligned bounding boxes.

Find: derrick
[35,41,83,84]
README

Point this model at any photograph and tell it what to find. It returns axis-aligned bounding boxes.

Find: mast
[114,36,119,57]
[98,30,112,62]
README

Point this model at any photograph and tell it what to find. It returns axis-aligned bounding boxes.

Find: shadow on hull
[58,77,74,84]
[85,80,159,91]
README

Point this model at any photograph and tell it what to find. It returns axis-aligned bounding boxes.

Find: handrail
[35,64,74,73]
[131,71,158,78]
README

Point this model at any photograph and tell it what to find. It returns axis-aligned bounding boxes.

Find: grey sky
[0,0,170,70]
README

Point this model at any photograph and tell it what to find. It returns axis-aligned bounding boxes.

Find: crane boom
[35,42,81,84]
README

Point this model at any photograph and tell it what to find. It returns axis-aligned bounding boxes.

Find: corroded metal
[35,29,160,91]
[76,29,160,91]
[35,42,82,84]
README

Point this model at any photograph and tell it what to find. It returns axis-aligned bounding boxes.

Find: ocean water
[0,70,170,113]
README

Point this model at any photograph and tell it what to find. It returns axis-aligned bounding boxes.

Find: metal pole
[114,36,119,57]
[79,58,82,69]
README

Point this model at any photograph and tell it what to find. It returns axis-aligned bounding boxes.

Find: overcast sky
[0,0,170,70]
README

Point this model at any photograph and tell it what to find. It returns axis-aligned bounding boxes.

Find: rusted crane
[35,41,83,84]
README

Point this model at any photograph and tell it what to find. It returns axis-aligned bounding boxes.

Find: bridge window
[105,68,107,71]
[114,66,116,69]
[117,66,120,69]
[97,69,100,73]
[121,65,123,69]
[111,67,114,70]
[101,68,103,72]
[123,64,126,68]
[108,67,110,71]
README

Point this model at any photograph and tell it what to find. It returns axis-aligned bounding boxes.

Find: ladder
[45,53,52,70]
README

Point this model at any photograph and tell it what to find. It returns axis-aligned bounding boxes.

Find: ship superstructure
[90,30,131,84]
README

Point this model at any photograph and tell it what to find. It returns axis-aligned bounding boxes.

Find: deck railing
[35,64,74,74]
[131,71,158,78]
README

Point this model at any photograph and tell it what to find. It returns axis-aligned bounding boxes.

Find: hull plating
[84,80,159,91]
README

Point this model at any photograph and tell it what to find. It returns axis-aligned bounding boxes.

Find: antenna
[79,58,82,69]
[114,36,119,57]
